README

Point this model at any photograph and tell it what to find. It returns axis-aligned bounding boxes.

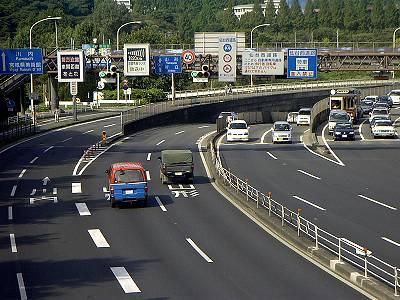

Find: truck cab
[106,162,148,208]
[159,150,194,184]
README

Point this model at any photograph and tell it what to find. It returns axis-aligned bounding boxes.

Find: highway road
[0,117,366,299]
[218,108,400,269]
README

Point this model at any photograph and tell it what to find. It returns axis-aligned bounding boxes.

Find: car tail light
[145,185,148,193]
[110,185,114,195]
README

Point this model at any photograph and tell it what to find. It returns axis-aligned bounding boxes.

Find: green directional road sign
[99,71,107,78]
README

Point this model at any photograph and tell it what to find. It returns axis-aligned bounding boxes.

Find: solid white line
[110,267,141,293]
[18,169,26,178]
[216,133,224,160]
[88,229,110,248]
[61,137,72,143]
[10,185,17,197]
[10,233,17,253]
[198,125,209,129]
[186,238,213,263]
[8,206,13,220]
[266,151,277,160]
[43,146,54,153]
[72,182,82,193]
[155,196,167,212]
[321,124,345,166]
[83,129,94,134]
[146,153,151,161]
[297,169,321,180]
[359,119,367,141]
[30,189,36,196]
[156,139,165,145]
[16,273,27,300]
[53,188,57,195]
[292,195,326,211]
[382,237,400,247]
[301,135,344,166]
[146,170,151,180]
[175,130,185,135]
[104,123,116,128]
[108,132,122,140]
[75,203,91,216]
[357,194,397,210]
[29,156,39,164]
[260,128,273,144]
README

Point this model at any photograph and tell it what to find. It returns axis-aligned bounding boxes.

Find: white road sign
[124,44,150,76]
[70,82,78,96]
[182,50,196,64]
[218,36,237,82]
[57,50,84,82]
[242,51,284,75]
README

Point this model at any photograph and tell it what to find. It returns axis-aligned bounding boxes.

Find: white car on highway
[371,119,397,138]
[369,108,390,123]
[272,121,292,143]
[226,120,249,142]
[388,90,400,105]
[296,108,311,126]
[364,95,379,104]
[328,109,351,134]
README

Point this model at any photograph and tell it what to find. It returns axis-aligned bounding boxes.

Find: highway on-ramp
[0,119,367,299]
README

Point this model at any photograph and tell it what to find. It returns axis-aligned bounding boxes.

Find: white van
[388,90,400,105]
[272,121,292,143]
[296,108,311,125]
[226,120,249,142]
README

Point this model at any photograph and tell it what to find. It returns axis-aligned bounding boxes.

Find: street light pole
[29,16,62,124]
[116,21,142,104]
[393,27,400,50]
[250,23,270,87]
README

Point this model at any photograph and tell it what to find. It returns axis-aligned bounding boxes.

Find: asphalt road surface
[0,118,367,299]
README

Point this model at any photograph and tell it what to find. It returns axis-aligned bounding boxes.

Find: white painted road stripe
[322,124,345,166]
[10,185,17,197]
[359,119,367,141]
[297,170,321,180]
[292,195,326,211]
[8,206,13,220]
[198,125,209,129]
[10,233,17,253]
[16,273,27,300]
[83,129,94,134]
[103,186,108,193]
[61,137,72,143]
[156,139,165,145]
[42,188,46,194]
[53,188,57,195]
[88,229,110,248]
[146,153,151,161]
[104,123,116,128]
[72,182,82,193]
[155,196,167,212]
[18,169,26,178]
[267,151,277,160]
[43,146,54,153]
[30,156,39,164]
[357,194,397,210]
[261,128,273,144]
[30,189,36,196]
[110,267,141,293]
[146,171,151,180]
[186,238,213,263]
[382,237,400,247]
[76,203,91,216]
[175,130,185,135]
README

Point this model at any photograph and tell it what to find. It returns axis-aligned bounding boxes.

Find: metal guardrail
[209,135,399,296]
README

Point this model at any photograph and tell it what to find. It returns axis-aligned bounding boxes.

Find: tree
[354,0,369,32]
[276,0,291,31]
[264,0,276,28]
[385,0,398,29]
[219,0,238,31]
[343,0,358,31]
[290,0,304,30]
[304,0,317,31]
[371,0,384,30]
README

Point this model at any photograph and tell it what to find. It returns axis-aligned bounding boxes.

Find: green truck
[159,150,194,184]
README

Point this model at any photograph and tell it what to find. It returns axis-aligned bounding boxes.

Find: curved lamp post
[116,21,142,103]
[393,27,400,50]
[250,23,270,87]
[29,16,62,124]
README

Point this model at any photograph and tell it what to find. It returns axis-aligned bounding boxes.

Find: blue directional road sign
[0,48,43,74]
[153,55,182,75]
[287,48,317,79]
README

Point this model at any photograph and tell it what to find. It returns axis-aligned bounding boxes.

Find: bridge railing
[209,135,399,296]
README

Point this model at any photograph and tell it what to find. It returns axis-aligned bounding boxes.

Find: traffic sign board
[57,50,84,82]
[287,48,318,79]
[0,48,43,74]
[153,55,182,75]
[124,44,150,76]
[70,82,78,96]
[219,36,237,82]
[182,50,196,64]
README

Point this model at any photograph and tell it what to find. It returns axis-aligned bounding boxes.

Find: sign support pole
[73,95,77,121]
[171,73,175,105]
[117,73,120,102]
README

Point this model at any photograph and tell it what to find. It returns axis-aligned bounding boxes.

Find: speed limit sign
[182,50,196,64]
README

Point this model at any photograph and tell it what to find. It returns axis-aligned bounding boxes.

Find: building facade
[114,0,131,10]
[232,0,281,20]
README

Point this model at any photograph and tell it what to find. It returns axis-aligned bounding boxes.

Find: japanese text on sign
[57,50,84,82]
[242,51,284,75]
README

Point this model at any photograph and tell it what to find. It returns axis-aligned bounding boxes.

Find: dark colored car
[360,99,374,115]
[376,95,393,108]
[333,122,355,141]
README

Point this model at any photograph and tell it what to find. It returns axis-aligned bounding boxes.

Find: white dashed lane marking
[30,189,36,196]
[358,194,397,211]
[10,185,17,197]
[88,229,110,248]
[10,233,17,253]
[186,238,213,263]
[146,153,151,161]
[110,267,141,293]
[72,182,82,193]
[292,195,326,211]
[29,157,39,164]
[17,273,27,300]
[297,169,321,180]
[43,146,54,153]
[8,206,13,220]
[104,123,116,128]
[156,139,165,146]
[382,237,400,247]
[75,203,91,216]
[267,152,277,160]
[146,171,151,180]
[83,130,94,134]
[155,196,167,212]
[18,169,26,178]
[175,130,185,135]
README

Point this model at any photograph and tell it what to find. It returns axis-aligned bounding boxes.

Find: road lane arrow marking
[42,177,50,186]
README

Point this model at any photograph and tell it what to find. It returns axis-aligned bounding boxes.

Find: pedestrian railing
[209,134,399,296]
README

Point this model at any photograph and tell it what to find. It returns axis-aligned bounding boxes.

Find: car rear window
[298,109,311,115]
[336,123,352,129]
[274,124,291,131]
[230,122,247,129]
[390,91,400,96]
[375,120,392,126]
[373,109,388,114]
[114,169,144,183]
[330,113,349,122]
